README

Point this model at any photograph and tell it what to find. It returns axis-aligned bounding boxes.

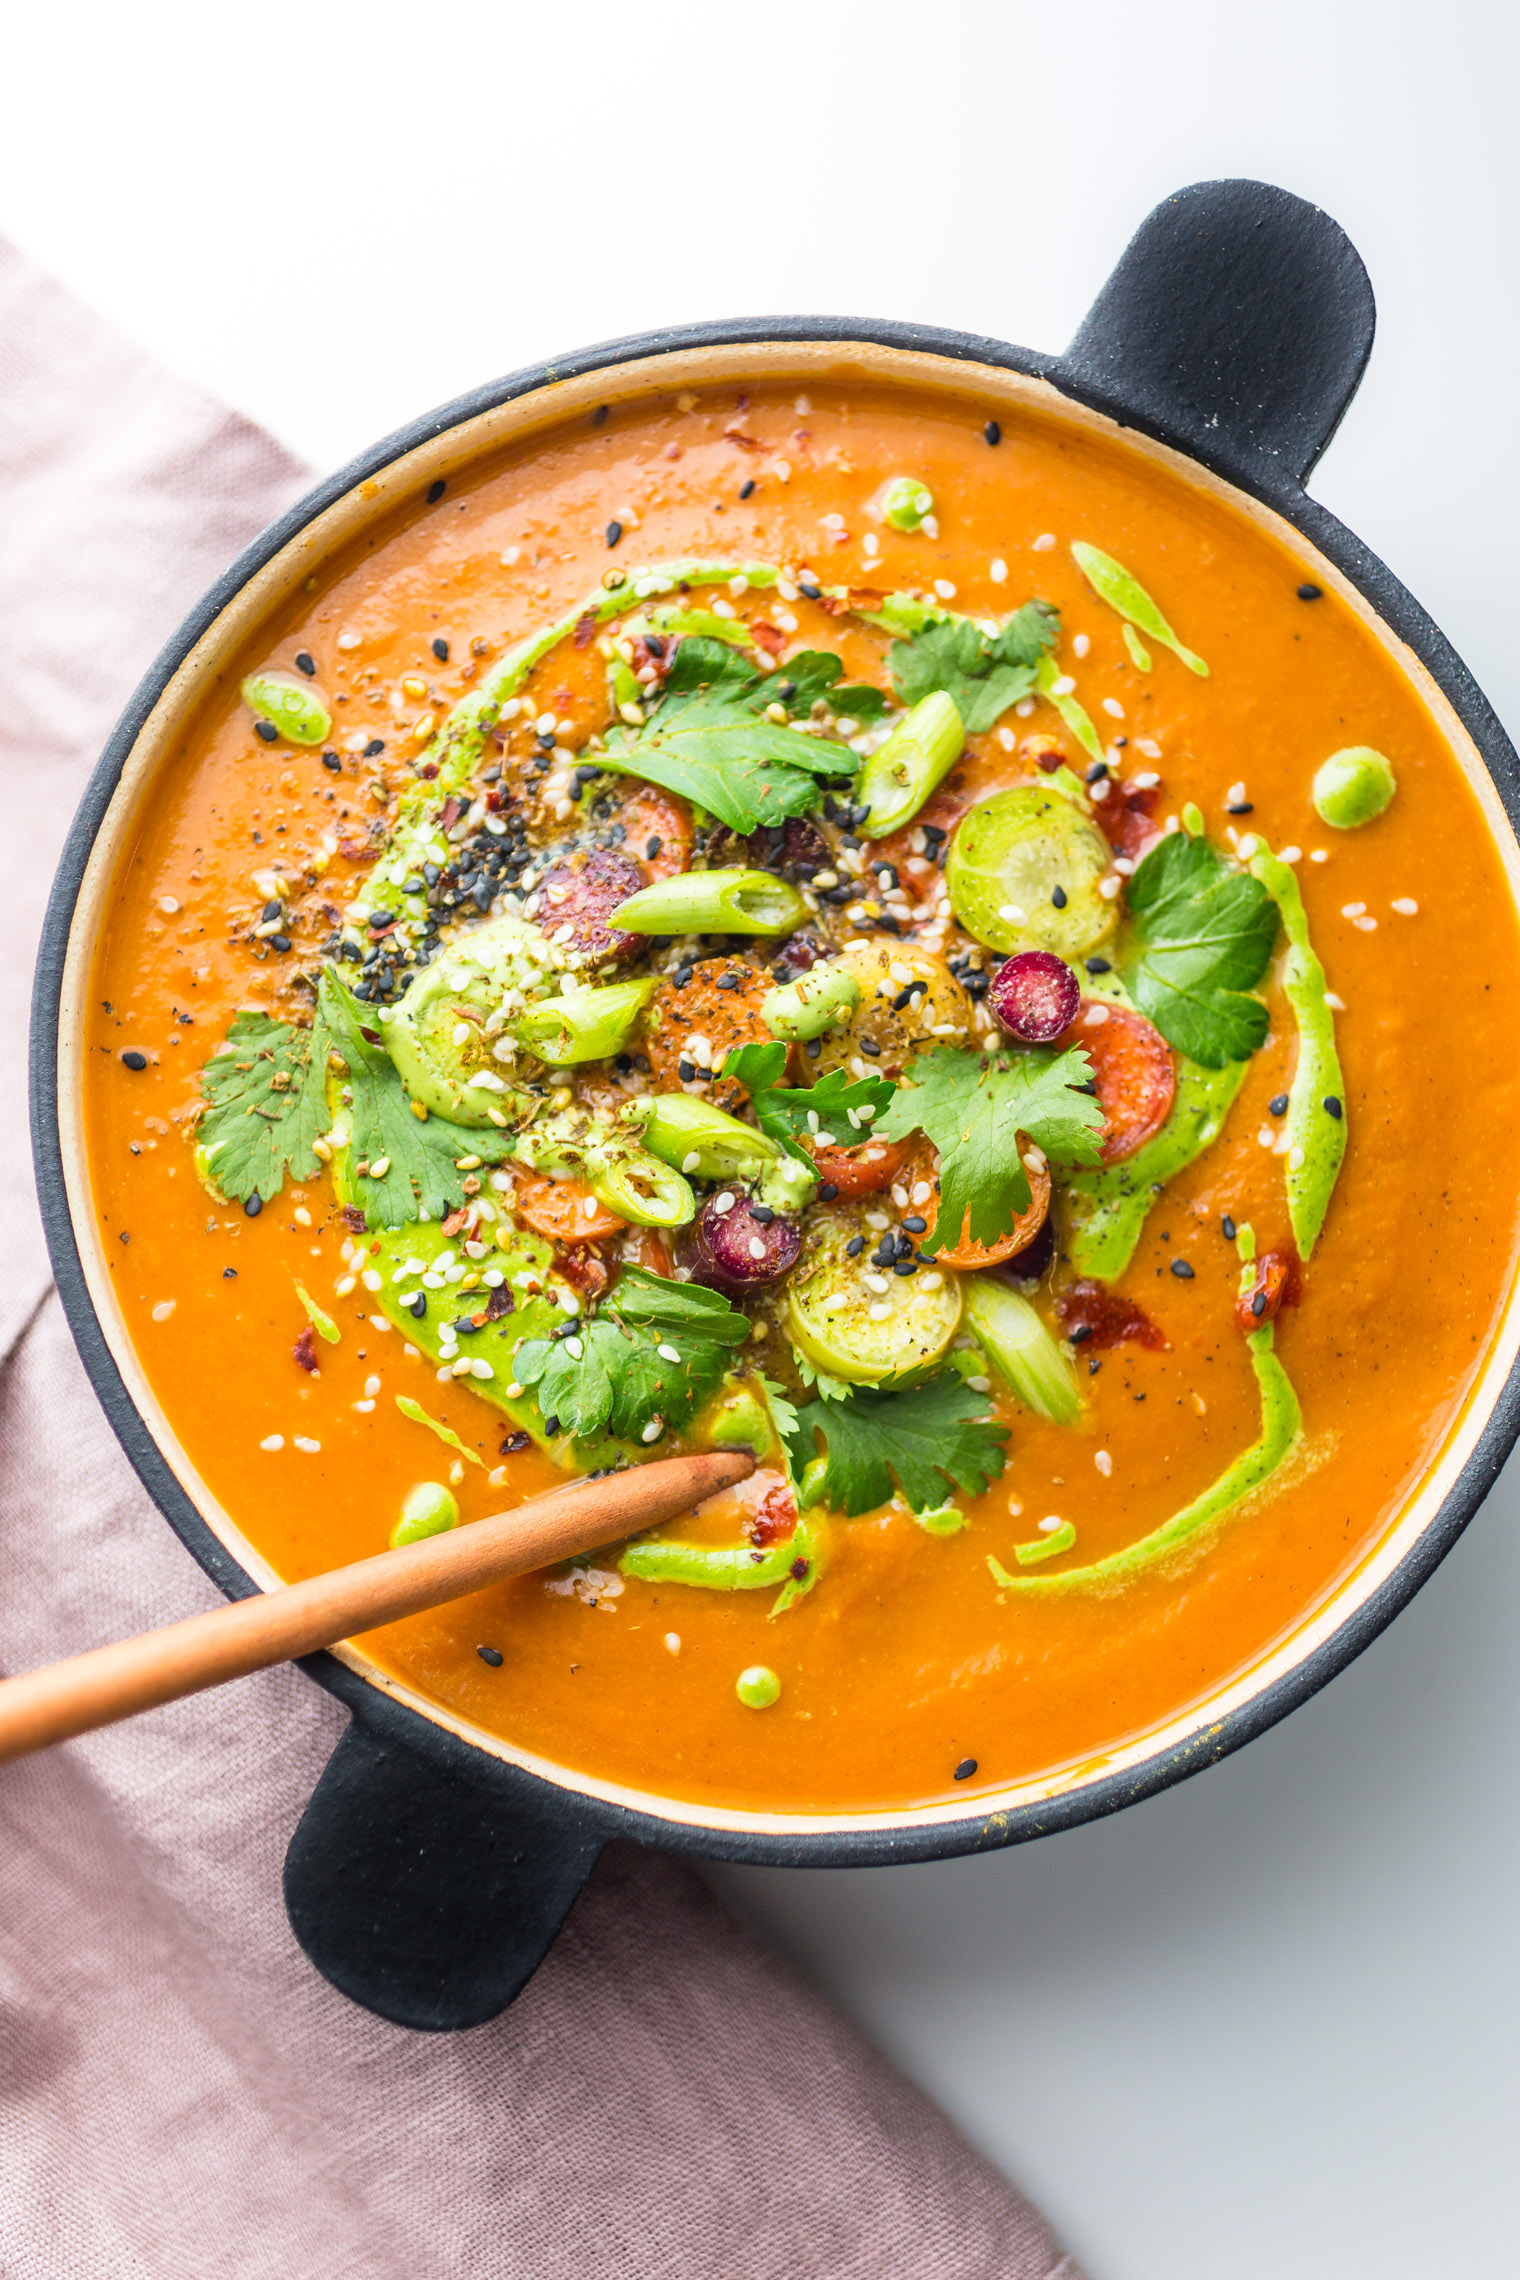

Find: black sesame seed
[892,1259,917,1277]
[369,909,395,929]
[1085,761,1110,784]
[798,574,822,601]
[243,1193,263,1217]
[1069,1323,1093,1344]
[902,1215,928,1234]
[270,934,292,954]
[954,1756,978,1779]
[845,1235,865,1256]
[1084,956,1111,975]
[739,478,756,500]
[223,1267,237,1280]
[1268,1093,1289,1116]
[427,479,447,504]
[476,1645,504,1667]
[645,835,663,861]
[364,738,386,758]
[751,1203,776,1225]
[984,419,1001,446]
[432,637,450,663]
[678,1059,696,1083]
[1227,802,1255,816]
[542,1415,560,1437]
[1222,1214,1236,1240]
[592,404,609,427]
[322,750,342,773]
[605,520,623,548]
[817,1181,838,1202]
[254,719,278,742]
[1323,1095,1343,1119]
[261,899,283,923]
[407,1293,427,1318]
[1170,1257,1195,1279]
[1051,884,1068,910]
[294,651,316,677]
[1252,1290,1268,1316]
[120,1049,147,1070]
[891,986,914,1011]
[1297,582,1322,601]
[858,1038,881,1057]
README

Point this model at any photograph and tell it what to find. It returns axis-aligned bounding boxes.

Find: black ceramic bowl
[31,179,1520,2030]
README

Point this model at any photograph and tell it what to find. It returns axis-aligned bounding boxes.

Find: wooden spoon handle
[0,1448,752,1765]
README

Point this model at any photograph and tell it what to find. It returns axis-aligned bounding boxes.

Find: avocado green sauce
[620,1512,823,1617]
[1066,1053,1248,1278]
[991,1325,1301,1596]
[1249,848,1346,1259]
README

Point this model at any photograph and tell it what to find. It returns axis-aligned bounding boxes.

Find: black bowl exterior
[30,180,1520,2030]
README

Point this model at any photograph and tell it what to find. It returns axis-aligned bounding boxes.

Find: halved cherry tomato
[619,785,693,881]
[806,1135,910,1199]
[908,1140,1052,1270]
[1061,1000,1175,1165]
[512,1171,626,1245]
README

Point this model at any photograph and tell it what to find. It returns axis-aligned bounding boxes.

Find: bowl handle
[1060,177,1376,488]
[283,1694,604,2030]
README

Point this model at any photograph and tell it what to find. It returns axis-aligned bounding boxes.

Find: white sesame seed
[260,1434,285,1453]
[823,1292,850,1313]
[471,1359,493,1380]
[665,1632,681,1654]
[535,711,557,736]
[150,1300,176,1324]
[990,558,1008,584]
[863,533,879,557]
[369,1316,391,1333]
[564,1335,584,1360]
[293,1436,321,1454]
[1131,769,1161,789]
[998,902,1028,924]
[920,1270,944,1291]
[1392,896,1418,915]
[451,1358,474,1378]
[714,1191,737,1214]
[748,1237,766,1260]
[352,1400,375,1414]
[641,1418,664,1443]
[365,1374,382,1398]
[933,579,957,601]
[1102,697,1125,719]
[1227,782,1247,806]
[867,1301,892,1321]
[335,1274,356,1296]
[1341,902,1365,918]
[1288,1145,1306,1172]
[1082,1004,1110,1028]
[1052,674,1076,696]
[361,1269,382,1292]
[1099,876,1122,899]
[1015,696,1036,717]
[506,1381,524,1398]
[1280,846,1302,864]
[657,1344,681,1364]
[1032,533,1057,552]
[864,1273,890,1294]
[1258,1125,1276,1148]
[1325,991,1346,1011]
[1310,848,1329,863]
[1038,1513,1064,1532]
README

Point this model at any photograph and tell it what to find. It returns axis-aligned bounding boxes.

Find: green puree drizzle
[992,1320,1302,1596]
[1066,1053,1247,1279]
[1249,847,1347,1259]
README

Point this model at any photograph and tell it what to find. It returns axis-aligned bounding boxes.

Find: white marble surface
[4,2,1517,2270]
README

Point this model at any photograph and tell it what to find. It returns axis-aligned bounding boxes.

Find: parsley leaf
[198,1010,332,1205]
[510,1266,749,1441]
[320,974,508,1228]
[876,1044,1104,1255]
[784,1376,1009,1516]
[722,1041,897,1164]
[1125,831,1279,1066]
[603,635,861,833]
[889,600,1060,734]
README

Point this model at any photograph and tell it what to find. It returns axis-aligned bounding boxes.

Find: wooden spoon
[0,1448,752,1765]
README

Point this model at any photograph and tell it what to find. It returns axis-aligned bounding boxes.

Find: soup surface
[80,374,1520,1815]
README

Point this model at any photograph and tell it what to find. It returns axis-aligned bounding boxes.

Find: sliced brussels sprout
[784,1203,963,1384]
[810,939,972,1077]
[760,959,861,1042]
[946,785,1116,960]
[513,976,657,1067]
[380,914,555,1125]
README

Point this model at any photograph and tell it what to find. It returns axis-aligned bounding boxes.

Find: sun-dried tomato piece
[1096,778,1163,862]
[748,1480,799,1547]
[640,961,772,1111]
[1058,1279,1168,1350]
[1235,1250,1301,1332]
[535,846,647,964]
[1061,1000,1175,1165]
[338,1205,368,1234]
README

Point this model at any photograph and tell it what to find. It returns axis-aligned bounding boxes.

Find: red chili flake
[1235,1250,1302,1333]
[1057,1279,1168,1351]
[338,1206,367,1233]
[485,787,503,811]
[789,1557,810,1581]
[573,611,598,649]
[751,622,787,658]
[359,1026,382,1045]
[293,1325,319,1373]
[438,797,463,830]
[419,761,439,780]
[500,1430,531,1455]
[1097,779,1163,862]
[558,1244,612,1299]
[440,1206,470,1238]
[723,428,765,452]
[337,837,380,864]
[748,1481,799,1547]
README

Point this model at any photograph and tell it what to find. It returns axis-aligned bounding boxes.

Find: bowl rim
[30,312,1520,1866]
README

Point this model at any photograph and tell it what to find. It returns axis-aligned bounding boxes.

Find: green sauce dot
[736,1664,781,1710]
[390,1480,459,1546]
[1312,746,1396,829]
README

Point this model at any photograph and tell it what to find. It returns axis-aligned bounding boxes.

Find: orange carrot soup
[80,377,1520,1814]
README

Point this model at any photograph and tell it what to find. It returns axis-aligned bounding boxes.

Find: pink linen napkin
[0,239,1087,2280]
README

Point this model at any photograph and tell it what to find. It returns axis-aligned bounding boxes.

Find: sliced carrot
[807,1135,910,1199]
[909,1141,1052,1270]
[512,1171,626,1245]
[619,785,693,881]
[640,962,772,1111]
[1062,1001,1175,1165]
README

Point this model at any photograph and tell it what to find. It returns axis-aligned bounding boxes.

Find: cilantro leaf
[510,1266,748,1442]
[889,600,1060,734]
[784,1376,1009,1517]
[320,974,508,1228]
[722,1041,897,1165]
[198,1010,332,1205]
[1125,831,1279,1066]
[876,1044,1104,1255]
[603,636,860,833]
